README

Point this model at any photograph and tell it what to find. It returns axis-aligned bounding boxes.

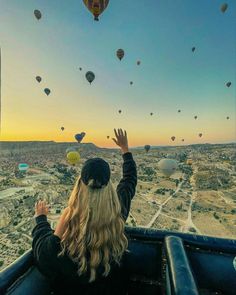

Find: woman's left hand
[34,200,50,218]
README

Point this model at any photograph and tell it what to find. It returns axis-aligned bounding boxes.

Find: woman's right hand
[112,128,129,154]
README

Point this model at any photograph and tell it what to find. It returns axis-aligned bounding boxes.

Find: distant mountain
[0,141,101,153]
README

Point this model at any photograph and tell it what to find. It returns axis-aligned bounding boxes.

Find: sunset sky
[0,0,235,147]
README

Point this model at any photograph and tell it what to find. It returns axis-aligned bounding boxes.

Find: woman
[32,128,137,295]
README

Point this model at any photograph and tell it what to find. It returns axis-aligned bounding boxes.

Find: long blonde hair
[57,178,128,282]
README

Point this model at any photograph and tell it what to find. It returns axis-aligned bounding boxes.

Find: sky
[0,0,235,148]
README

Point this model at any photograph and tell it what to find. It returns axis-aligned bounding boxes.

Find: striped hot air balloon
[83,0,109,21]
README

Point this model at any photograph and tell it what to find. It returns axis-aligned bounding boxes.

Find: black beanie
[81,158,110,188]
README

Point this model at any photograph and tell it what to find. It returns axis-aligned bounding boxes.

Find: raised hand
[112,128,129,154]
[34,200,50,218]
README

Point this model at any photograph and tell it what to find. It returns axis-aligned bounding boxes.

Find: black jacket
[31,152,137,295]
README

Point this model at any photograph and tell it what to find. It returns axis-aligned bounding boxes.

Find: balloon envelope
[44,88,51,96]
[83,0,109,21]
[199,133,203,138]
[158,159,178,178]
[18,163,29,172]
[226,82,231,87]
[194,116,198,119]
[75,133,86,143]
[67,151,80,165]
[192,47,196,52]
[137,60,141,65]
[171,136,176,141]
[34,10,42,20]
[36,76,42,83]
[66,147,79,154]
[144,145,151,152]
[117,49,124,60]
[86,71,95,84]
[221,3,228,13]
[61,127,65,131]
[118,110,122,114]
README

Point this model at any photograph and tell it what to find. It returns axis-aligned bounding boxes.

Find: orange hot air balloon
[83,0,109,21]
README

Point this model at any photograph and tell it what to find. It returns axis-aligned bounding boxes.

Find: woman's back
[31,129,137,295]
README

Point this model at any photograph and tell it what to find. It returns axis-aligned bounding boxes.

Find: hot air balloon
[86,71,95,84]
[171,136,176,141]
[178,110,181,113]
[34,10,42,20]
[182,139,185,142]
[221,3,228,13]
[75,132,86,143]
[158,159,178,178]
[194,116,198,120]
[150,113,153,116]
[61,127,65,131]
[144,145,151,152]
[226,116,230,120]
[67,151,80,165]
[44,88,51,96]
[117,49,124,61]
[118,110,122,114]
[226,82,231,87]
[192,47,196,52]
[83,0,109,21]
[66,147,79,154]
[130,81,133,85]
[79,67,82,71]
[107,136,110,139]
[137,61,141,65]
[36,76,42,83]
[199,133,203,138]
[18,163,29,172]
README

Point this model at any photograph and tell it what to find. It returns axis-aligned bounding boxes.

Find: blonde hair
[57,178,128,282]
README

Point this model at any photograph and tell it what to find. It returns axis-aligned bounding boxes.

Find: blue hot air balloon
[75,132,86,143]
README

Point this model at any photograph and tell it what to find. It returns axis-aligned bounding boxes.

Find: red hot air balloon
[83,0,109,21]
[34,10,42,20]
[171,136,176,141]
[116,49,124,61]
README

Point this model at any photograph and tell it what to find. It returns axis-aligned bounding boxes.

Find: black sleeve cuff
[122,152,134,161]
[35,214,48,224]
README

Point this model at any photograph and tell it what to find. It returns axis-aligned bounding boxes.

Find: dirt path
[144,180,184,228]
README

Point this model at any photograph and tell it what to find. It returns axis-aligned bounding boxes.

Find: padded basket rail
[165,236,199,295]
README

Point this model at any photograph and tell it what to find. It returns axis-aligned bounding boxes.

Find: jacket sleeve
[117,152,137,220]
[31,215,61,280]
